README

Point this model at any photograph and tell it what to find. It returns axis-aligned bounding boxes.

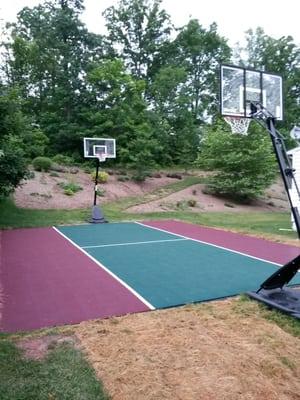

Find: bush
[58,181,83,195]
[64,188,75,196]
[22,129,49,159]
[166,173,182,179]
[32,157,52,172]
[132,171,148,182]
[187,199,197,207]
[117,175,130,182]
[91,171,109,183]
[96,188,106,197]
[52,154,75,166]
[0,136,29,197]
[196,124,277,201]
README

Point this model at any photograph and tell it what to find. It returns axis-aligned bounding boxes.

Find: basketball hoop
[97,153,108,163]
[224,116,251,135]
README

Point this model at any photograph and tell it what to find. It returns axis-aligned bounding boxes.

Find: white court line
[82,238,188,249]
[52,226,155,310]
[135,222,283,267]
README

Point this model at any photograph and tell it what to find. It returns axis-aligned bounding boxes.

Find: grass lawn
[0,336,109,400]
[0,196,298,242]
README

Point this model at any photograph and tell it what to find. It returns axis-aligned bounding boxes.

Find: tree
[0,84,29,197]
[4,0,107,154]
[86,59,160,175]
[174,20,231,123]
[103,0,172,84]
[196,122,277,201]
[238,28,300,132]
[149,65,200,165]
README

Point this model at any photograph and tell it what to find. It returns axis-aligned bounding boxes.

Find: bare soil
[14,170,176,209]
[76,299,300,400]
[14,168,290,213]
[17,335,78,360]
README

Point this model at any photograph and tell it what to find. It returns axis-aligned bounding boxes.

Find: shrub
[117,175,130,182]
[166,173,182,179]
[27,171,35,179]
[132,171,148,182]
[196,124,277,201]
[49,171,60,177]
[187,199,197,207]
[91,171,109,183]
[32,157,52,172]
[52,154,74,166]
[58,181,83,196]
[96,188,106,197]
[64,188,74,196]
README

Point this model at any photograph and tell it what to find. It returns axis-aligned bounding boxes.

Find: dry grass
[76,298,300,400]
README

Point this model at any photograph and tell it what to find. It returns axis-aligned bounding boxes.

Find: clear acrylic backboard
[83,138,116,159]
[220,64,283,120]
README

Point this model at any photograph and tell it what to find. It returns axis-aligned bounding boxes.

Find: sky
[0,0,300,46]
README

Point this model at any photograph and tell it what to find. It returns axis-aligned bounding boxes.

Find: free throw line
[82,238,188,249]
[52,226,155,310]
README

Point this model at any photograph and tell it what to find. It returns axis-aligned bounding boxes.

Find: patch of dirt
[76,299,300,400]
[17,335,78,360]
[14,170,176,209]
[14,167,289,214]
[127,182,289,213]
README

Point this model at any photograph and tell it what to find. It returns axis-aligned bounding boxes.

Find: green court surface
[57,222,296,309]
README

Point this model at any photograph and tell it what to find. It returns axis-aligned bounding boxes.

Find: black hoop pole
[93,157,100,206]
[250,103,300,238]
[266,117,300,237]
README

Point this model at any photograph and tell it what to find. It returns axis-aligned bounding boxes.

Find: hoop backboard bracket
[83,137,116,159]
[220,64,283,120]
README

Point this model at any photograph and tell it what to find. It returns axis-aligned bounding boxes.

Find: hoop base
[224,116,251,135]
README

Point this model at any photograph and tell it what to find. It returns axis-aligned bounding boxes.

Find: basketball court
[1,220,300,332]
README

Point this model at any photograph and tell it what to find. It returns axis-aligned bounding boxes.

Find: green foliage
[32,156,52,172]
[103,0,172,80]
[196,123,277,201]
[98,171,109,183]
[21,129,49,159]
[58,181,83,196]
[117,175,130,182]
[96,187,106,196]
[187,199,197,207]
[238,27,300,132]
[0,136,29,197]
[2,0,300,176]
[174,19,231,122]
[91,171,109,183]
[52,154,75,166]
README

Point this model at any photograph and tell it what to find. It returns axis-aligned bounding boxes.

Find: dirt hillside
[14,168,290,213]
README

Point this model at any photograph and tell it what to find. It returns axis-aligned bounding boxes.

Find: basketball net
[97,153,107,163]
[224,116,251,135]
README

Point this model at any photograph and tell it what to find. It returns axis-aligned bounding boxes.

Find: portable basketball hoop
[220,64,300,319]
[224,116,251,135]
[83,137,116,224]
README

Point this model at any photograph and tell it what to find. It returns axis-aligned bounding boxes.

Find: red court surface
[0,227,149,332]
[1,221,299,333]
